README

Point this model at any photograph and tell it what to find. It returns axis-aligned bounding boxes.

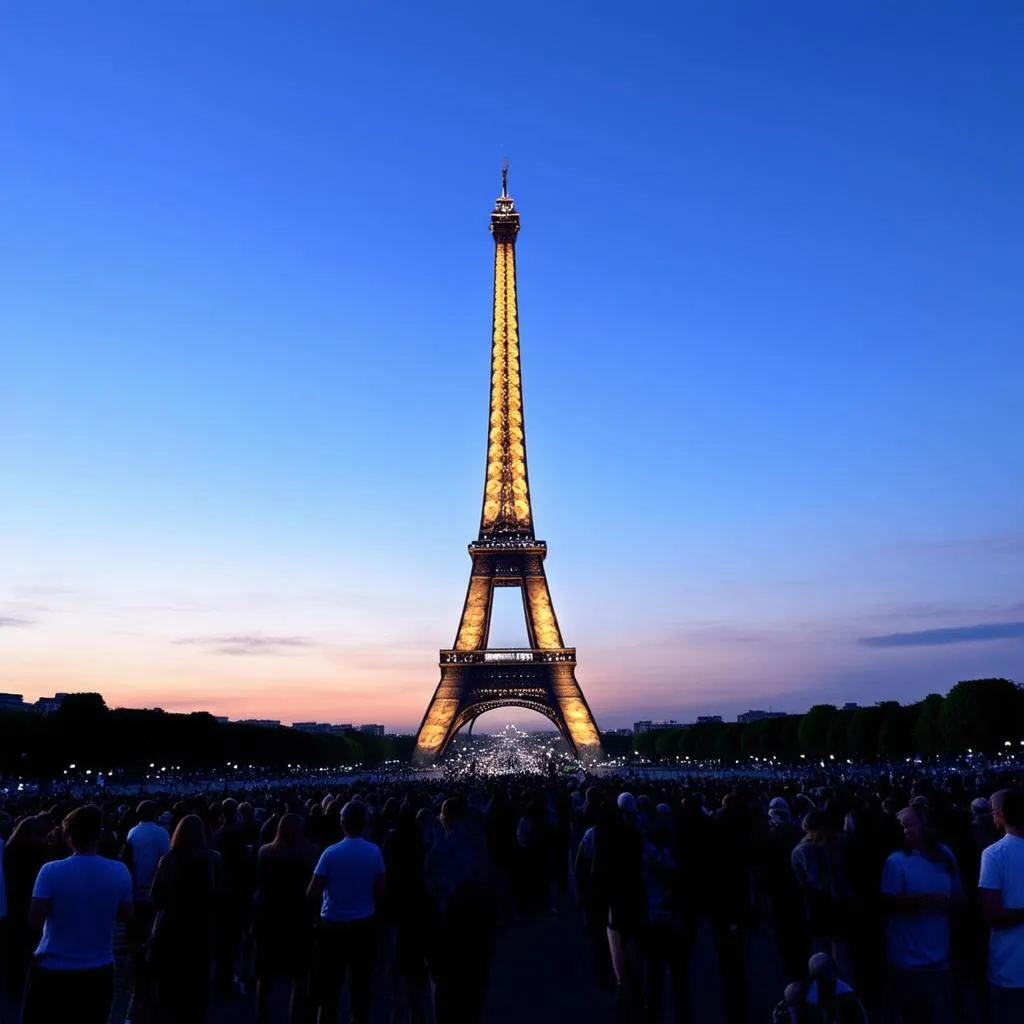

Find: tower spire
[482,157,531,537]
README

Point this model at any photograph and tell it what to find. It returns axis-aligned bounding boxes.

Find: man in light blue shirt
[22,804,133,1024]
[307,801,385,1024]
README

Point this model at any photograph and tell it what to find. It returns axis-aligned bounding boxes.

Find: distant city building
[737,709,787,724]
[238,719,281,728]
[0,693,26,710]
[843,702,860,711]
[359,724,385,736]
[603,728,633,737]
[696,715,723,725]
[330,725,355,736]
[34,693,68,714]
[633,719,684,736]
[293,722,333,734]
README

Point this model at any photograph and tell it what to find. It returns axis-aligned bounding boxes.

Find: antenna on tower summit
[501,158,509,197]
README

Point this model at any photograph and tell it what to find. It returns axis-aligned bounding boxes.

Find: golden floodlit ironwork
[413,169,603,765]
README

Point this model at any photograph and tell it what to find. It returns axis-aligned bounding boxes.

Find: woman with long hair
[254,812,318,1024]
[3,815,51,993]
[149,813,221,1024]
[879,805,962,1023]
[791,809,856,984]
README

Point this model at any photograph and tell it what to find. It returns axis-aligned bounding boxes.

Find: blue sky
[2,2,1022,730]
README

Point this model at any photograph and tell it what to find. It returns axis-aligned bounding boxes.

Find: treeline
[609,678,1022,763]
[0,694,415,777]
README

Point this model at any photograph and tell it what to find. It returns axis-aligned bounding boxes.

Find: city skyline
[3,5,1023,731]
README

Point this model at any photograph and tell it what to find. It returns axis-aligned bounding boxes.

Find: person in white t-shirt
[307,800,386,1024]
[880,806,961,1023]
[124,800,171,900]
[122,800,170,1022]
[978,788,1024,1024]
[22,803,134,1024]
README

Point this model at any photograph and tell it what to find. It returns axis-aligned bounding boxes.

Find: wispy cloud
[859,621,1024,648]
[0,616,33,628]
[889,533,1024,559]
[175,634,316,657]
[10,585,86,598]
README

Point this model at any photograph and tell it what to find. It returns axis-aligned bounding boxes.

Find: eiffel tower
[412,168,603,765]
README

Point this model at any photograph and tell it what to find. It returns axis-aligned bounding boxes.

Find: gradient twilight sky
[2,3,1023,732]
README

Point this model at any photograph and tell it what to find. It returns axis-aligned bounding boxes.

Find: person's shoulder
[103,856,133,885]
[35,857,61,880]
[982,835,1009,860]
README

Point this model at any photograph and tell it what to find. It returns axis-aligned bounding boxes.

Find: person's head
[617,792,636,816]
[221,798,238,827]
[991,790,1024,833]
[340,801,368,837]
[897,806,927,848]
[136,800,159,823]
[63,804,103,853]
[171,814,208,857]
[783,982,805,1007]
[807,951,835,982]
[768,797,791,826]
[274,812,304,846]
[440,797,466,833]
[801,809,832,842]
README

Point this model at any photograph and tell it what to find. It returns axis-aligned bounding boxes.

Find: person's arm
[28,897,50,932]
[879,854,941,913]
[307,851,328,912]
[977,845,1024,928]
[977,888,1024,928]
[28,862,53,932]
[121,836,134,874]
[150,854,171,908]
[117,864,135,922]
[373,845,387,907]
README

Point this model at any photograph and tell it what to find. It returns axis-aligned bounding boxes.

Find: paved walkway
[1,909,785,1024]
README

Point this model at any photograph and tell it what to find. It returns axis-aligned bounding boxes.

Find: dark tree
[798,704,837,759]
[940,678,1023,754]
[913,694,946,757]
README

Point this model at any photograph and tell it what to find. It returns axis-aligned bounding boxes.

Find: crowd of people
[0,766,1022,1023]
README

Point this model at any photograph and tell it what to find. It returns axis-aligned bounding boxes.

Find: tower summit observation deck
[412,169,603,765]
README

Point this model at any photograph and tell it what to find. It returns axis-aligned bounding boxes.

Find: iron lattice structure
[412,170,603,765]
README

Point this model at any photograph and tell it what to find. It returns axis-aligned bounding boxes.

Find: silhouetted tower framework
[412,169,603,764]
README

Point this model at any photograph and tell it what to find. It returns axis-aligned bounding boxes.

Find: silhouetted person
[21,804,133,1024]
[425,796,496,1024]
[308,800,385,1024]
[150,814,221,1024]
[254,812,317,1024]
